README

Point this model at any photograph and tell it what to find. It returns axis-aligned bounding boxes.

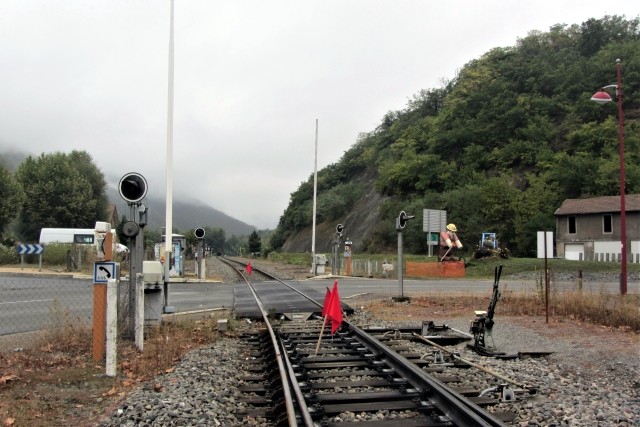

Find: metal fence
[0,271,138,350]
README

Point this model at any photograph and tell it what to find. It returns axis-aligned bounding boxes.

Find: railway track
[218,257,538,426]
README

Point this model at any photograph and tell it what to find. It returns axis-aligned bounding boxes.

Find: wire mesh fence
[0,271,138,346]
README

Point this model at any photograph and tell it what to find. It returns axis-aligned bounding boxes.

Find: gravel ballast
[99,311,639,427]
[99,259,639,426]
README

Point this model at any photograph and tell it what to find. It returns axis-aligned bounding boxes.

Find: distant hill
[108,185,256,237]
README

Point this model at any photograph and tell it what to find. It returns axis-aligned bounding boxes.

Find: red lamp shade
[591,90,612,104]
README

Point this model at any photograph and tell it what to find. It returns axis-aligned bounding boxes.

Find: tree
[0,164,24,234]
[248,230,261,255]
[205,227,225,255]
[16,152,97,241]
[68,151,108,222]
[115,215,128,245]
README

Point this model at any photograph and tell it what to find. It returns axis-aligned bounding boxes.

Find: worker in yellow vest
[439,224,463,261]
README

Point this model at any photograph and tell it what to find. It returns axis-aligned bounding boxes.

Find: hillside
[107,185,255,237]
[282,170,387,252]
[273,15,640,256]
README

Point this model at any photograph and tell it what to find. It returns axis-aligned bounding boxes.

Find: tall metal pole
[615,60,627,295]
[164,0,175,309]
[544,231,548,324]
[397,230,404,299]
[311,119,318,275]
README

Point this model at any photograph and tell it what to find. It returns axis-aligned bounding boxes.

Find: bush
[0,244,19,264]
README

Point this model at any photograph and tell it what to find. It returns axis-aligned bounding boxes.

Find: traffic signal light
[118,172,148,203]
[396,211,415,231]
[195,228,205,239]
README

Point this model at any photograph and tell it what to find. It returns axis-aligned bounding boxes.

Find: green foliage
[67,151,108,223]
[0,244,20,264]
[271,16,640,256]
[248,230,261,254]
[224,234,247,256]
[115,215,127,244]
[15,151,107,242]
[204,227,225,255]
[0,163,24,234]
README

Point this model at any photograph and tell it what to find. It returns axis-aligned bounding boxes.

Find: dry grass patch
[359,291,640,332]
[0,311,234,427]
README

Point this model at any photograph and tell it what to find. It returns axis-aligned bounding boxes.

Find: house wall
[555,211,640,262]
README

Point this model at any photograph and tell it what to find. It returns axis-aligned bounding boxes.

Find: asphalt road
[0,273,628,336]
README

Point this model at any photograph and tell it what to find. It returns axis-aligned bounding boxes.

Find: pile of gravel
[98,312,639,426]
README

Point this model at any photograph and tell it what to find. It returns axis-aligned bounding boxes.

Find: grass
[0,308,234,427]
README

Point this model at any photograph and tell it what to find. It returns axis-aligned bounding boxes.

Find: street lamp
[590,59,627,295]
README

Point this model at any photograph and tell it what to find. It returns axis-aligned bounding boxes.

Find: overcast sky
[1,1,637,229]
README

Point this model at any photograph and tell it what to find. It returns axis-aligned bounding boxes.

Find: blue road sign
[17,244,45,255]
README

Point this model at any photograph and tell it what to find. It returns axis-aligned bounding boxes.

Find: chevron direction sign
[17,244,45,255]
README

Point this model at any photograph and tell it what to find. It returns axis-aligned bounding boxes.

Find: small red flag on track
[246,263,252,275]
[322,287,331,317]
[328,280,342,334]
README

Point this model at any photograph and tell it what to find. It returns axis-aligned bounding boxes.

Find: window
[568,216,576,234]
[603,214,612,234]
[73,234,94,244]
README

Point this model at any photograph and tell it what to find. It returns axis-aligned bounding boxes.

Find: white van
[39,228,97,245]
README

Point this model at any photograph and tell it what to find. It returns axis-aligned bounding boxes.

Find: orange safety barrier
[405,261,465,278]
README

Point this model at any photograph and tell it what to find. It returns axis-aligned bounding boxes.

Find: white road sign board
[94,262,117,283]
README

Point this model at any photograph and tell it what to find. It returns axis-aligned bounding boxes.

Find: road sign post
[17,244,45,271]
[93,231,114,362]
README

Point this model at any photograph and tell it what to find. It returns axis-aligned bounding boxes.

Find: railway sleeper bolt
[305,391,319,403]
[430,413,452,424]
[414,399,436,415]
[297,381,312,392]
[369,360,385,368]
[294,371,309,381]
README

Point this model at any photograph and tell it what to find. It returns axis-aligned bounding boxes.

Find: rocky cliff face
[282,171,388,253]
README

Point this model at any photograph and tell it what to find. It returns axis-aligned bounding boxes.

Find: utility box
[143,261,163,285]
[314,254,327,274]
[143,261,163,325]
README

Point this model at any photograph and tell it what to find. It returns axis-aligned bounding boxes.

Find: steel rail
[221,259,299,427]
[223,256,327,310]
[224,257,507,425]
[349,323,507,427]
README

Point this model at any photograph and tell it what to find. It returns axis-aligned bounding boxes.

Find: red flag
[246,262,252,275]
[328,280,342,334]
[321,287,331,317]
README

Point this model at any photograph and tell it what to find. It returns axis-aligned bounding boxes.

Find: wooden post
[93,232,113,361]
[92,283,107,361]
